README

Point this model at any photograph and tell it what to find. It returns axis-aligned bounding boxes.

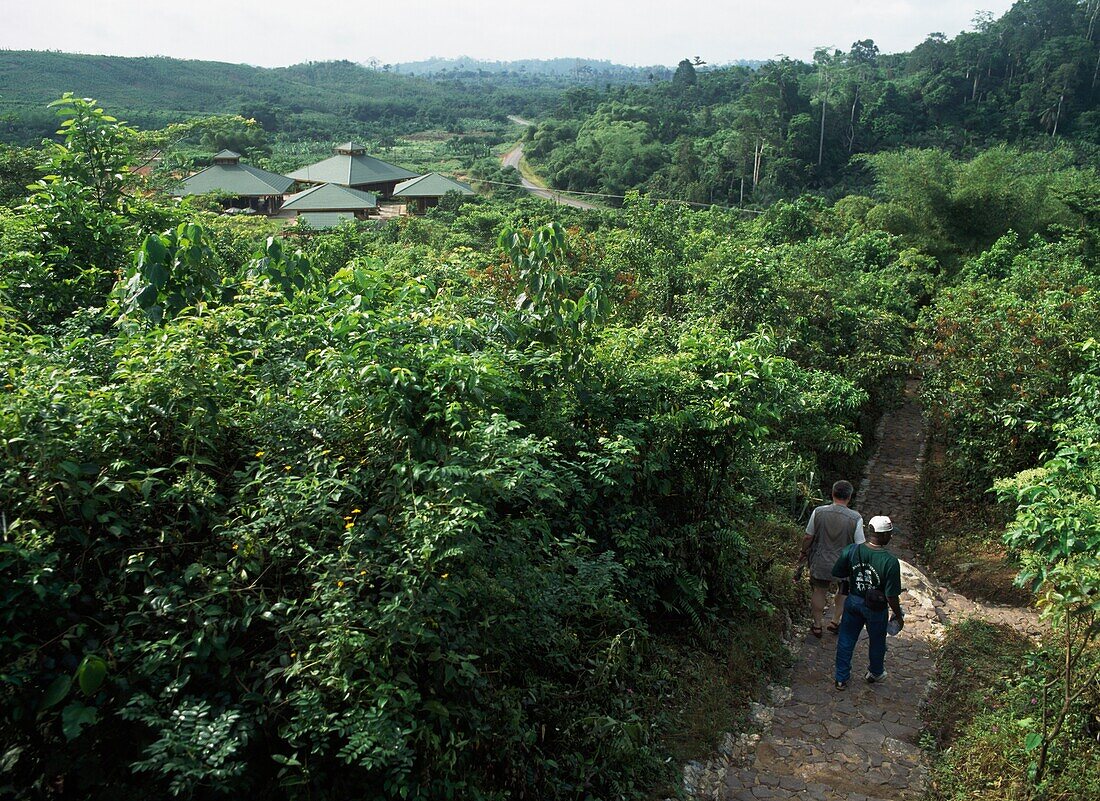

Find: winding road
[502,117,598,210]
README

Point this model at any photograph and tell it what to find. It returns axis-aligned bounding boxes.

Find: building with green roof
[173,150,294,214]
[296,212,358,230]
[286,142,417,197]
[281,182,378,227]
[392,172,476,214]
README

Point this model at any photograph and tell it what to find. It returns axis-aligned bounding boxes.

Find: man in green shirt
[830,515,905,690]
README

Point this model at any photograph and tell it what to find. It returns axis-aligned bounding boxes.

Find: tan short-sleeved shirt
[805,503,865,581]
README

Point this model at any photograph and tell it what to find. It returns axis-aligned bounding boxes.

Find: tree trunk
[817,93,827,167]
[1052,83,1066,137]
[847,87,859,154]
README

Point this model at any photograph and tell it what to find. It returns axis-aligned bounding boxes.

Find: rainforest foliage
[0,97,920,800]
[2,3,1100,792]
[524,0,1100,204]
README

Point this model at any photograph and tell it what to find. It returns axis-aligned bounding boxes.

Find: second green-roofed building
[281,182,379,229]
[173,150,294,214]
[286,142,417,198]
[392,173,475,214]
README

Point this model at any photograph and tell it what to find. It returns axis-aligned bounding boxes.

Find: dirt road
[500,120,599,210]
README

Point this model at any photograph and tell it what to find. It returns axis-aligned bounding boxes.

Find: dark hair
[831,480,854,501]
[868,527,892,545]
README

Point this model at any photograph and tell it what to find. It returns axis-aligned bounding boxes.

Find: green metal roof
[173,162,294,197]
[297,212,358,229]
[393,172,475,198]
[282,182,378,211]
[286,147,417,187]
[213,149,241,161]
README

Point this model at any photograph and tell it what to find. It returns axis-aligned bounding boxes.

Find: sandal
[827,621,840,634]
[810,624,823,638]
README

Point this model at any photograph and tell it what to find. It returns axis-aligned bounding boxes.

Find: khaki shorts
[810,576,846,592]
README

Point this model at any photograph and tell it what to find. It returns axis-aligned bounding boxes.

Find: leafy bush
[0,99,912,800]
[918,235,1100,488]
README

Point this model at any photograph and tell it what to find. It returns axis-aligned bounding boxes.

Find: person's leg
[834,595,865,684]
[829,591,846,631]
[866,610,888,678]
[810,583,827,631]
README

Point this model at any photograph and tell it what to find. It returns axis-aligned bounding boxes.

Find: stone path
[682,382,1042,801]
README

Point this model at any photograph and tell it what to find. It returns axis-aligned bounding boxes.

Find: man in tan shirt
[796,480,864,637]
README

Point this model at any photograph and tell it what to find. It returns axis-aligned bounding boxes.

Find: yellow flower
[337,580,345,588]
[351,508,362,514]
[441,573,450,580]
[359,570,366,576]
[255,450,265,457]
[232,543,239,550]
[345,522,355,530]
[290,651,297,658]
[283,465,292,471]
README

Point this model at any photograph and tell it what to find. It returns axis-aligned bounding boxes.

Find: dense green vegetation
[0,97,924,800]
[922,620,1099,801]
[1,4,1099,797]
[0,52,559,144]
[525,0,1100,204]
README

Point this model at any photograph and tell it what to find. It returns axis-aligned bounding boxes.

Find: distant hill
[392,57,668,81]
[0,51,562,144]
[392,57,765,83]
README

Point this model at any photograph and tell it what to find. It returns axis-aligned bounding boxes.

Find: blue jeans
[835,593,888,683]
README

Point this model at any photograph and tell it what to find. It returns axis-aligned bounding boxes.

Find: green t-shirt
[832,543,903,598]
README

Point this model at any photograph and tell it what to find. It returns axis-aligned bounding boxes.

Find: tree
[673,58,698,89]
[811,47,842,168]
[41,93,138,210]
[844,40,880,153]
[0,145,39,207]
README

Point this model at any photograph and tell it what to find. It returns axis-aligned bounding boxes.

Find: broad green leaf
[40,675,71,711]
[60,702,98,741]
[76,655,107,696]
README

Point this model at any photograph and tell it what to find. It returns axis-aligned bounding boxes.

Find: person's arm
[854,518,865,545]
[888,596,904,629]
[886,559,904,628]
[798,533,814,563]
[888,596,903,617]
[796,509,817,565]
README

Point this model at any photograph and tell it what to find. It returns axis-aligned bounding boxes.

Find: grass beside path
[914,442,1100,801]
[922,620,1100,801]
[910,445,1031,606]
[516,154,549,189]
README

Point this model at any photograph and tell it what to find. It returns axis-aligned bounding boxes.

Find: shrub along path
[685,382,1042,801]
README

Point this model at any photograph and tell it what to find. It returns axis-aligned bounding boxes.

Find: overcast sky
[2,1,1017,68]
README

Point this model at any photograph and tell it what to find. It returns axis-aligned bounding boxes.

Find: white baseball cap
[868,515,894,533]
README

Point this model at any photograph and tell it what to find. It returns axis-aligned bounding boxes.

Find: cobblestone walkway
[684,382,1041,801]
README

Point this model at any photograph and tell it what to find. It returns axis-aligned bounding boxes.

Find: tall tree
[811,48,842,168]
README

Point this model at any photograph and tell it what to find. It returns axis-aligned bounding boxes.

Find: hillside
[0,51,560,143]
